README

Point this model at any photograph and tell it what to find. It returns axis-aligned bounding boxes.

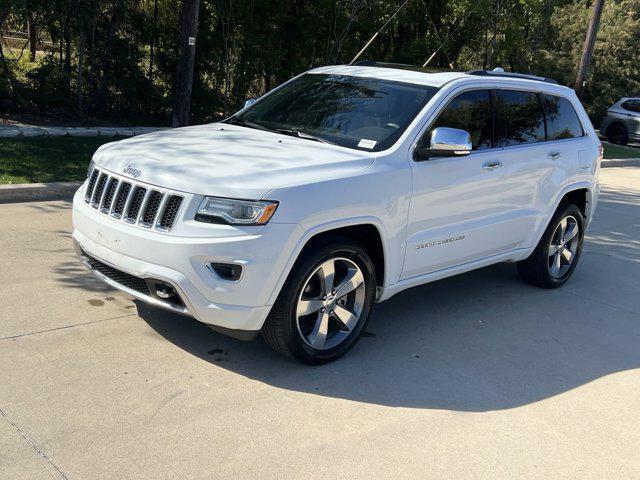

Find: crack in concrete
[0,407,69,480]
[0,312,138,341]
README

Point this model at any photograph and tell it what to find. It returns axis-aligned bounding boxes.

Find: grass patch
[0,137,118,184]
[603,142,640,160]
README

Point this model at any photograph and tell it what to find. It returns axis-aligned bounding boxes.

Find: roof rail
[351,61,460,74]
[353,61,418,69]
[466,69,558,84]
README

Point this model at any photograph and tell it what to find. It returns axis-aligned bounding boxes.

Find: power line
[349,0,410,65]
[422,0,484,67]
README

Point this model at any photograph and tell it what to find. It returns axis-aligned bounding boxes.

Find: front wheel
[517,204,585,288]
[607,123,628,145]
[262,237,377,364]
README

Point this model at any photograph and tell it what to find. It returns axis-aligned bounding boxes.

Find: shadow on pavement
[137,250,639,411]
[55,181,639,412]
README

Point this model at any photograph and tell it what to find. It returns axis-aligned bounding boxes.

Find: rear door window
[543,94,585,140]
[498,90,546,146]
[621,100,640,113]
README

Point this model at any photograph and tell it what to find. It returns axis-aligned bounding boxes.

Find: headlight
[196,197,278,225]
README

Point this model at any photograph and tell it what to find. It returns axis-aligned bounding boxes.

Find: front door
[401,88,547,279]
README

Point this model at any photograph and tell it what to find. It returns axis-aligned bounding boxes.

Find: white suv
[73,64,601,364]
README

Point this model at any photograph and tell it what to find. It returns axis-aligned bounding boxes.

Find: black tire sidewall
[608,124,628,145]
[282,241,377,364]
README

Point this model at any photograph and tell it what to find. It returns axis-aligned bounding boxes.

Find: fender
[265,216,391,306]
[526,180,596,251]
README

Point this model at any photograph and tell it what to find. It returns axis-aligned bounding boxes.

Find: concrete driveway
[1,168,639,479]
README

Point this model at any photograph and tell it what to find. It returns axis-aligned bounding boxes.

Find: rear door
[620,99,640,138]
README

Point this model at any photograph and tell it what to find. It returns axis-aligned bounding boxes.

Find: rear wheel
[607,123,628,145]
[262,237,377,364]
[517,204,584,288]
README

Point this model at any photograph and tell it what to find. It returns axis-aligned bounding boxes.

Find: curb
[0,181,82,204]
[602,158,640,168]
[0,126,166,138]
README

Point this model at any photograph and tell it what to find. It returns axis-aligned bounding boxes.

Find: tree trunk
[0,5,13,82]
[77,27,86,115]
[172,0,201,127]
[27,12,37,62]
[97,9,118,113]
[64,2,72,91]
[149,0,158,80]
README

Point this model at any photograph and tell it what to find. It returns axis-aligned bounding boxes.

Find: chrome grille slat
[154,194,171,229]
[108,181,125,215]
[158,196,183,230]
[100,177,119,213]
[91,173,108,207]
[124,186,147,223]
[135,189,153,225]
[113,182,132,218]
[85,169,99,202]
[87,167,183,232]
[140,191,164,227]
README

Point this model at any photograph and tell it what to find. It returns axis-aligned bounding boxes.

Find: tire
[517,204,585,289]
[261,236,377,364]
[607,123,628,145]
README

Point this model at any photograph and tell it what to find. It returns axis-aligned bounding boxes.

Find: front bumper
[72,187,301,336]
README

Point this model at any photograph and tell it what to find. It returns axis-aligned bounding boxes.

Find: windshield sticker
[358,139,377,149]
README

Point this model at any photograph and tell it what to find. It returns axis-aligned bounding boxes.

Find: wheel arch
[607,120,628,135]
[266,218,389,306]
[527,183,593,253]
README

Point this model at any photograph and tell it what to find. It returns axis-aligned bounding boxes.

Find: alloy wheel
[548,215,580,279]
[295,257,366,350]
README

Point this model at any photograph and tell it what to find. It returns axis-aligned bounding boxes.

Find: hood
[93,123,375,199]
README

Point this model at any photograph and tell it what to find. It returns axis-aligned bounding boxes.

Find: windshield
[228,74,439,152]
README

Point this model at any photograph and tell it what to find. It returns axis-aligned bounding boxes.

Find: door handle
[482,161,502,170]
[548,152,562,160]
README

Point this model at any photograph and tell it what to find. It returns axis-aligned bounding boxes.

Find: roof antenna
[349,0,410,65]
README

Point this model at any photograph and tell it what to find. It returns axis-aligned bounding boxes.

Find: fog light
[207,262,243,281]
[156,283,176,299]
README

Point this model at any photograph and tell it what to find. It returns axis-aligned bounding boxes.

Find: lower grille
[82,250,186,310]
[87,255,150,295]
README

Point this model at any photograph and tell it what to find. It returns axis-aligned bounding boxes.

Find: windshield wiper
[276,129,335,145]
[226,117,271,132]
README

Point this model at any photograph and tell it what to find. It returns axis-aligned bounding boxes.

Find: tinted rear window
[543,95,584,140]
[621,100,640,113]
[499,90,545,146]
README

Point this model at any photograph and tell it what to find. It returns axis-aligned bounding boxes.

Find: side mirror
[414,127,472,161]
[243,98,257,109]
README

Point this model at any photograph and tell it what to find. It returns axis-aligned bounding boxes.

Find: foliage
[0,136,116,184]
[0,0,638,125]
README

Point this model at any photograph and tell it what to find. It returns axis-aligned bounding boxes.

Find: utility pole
[172,0,201,127]
[574,0,605,99]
